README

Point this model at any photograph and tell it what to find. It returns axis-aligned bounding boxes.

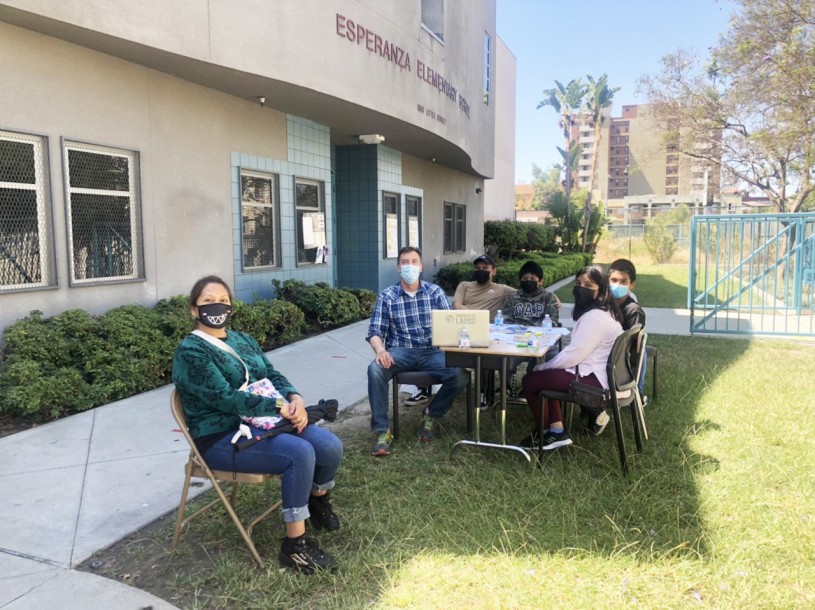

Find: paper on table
[490,324,570,348]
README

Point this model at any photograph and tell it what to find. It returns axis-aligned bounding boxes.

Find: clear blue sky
[497,0,737,183]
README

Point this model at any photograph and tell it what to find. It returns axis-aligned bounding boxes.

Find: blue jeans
[201,424,343,523]
[367,347,469,433]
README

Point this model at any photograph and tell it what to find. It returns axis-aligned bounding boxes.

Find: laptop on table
[431,309,491,348]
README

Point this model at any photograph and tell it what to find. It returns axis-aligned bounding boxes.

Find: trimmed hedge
[0,282,373,421]
[273,279,363,331]
[434,252,591,294]
[484,220,558,259]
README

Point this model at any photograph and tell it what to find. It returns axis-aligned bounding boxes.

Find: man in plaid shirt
[366,246,468,456]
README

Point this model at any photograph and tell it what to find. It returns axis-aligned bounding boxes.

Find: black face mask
[571,285,598,321]
[474,269,491,285]
[520,280,538,294]
[197,303,233,329]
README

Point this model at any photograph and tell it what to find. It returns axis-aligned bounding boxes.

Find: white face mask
[400,264,420,285]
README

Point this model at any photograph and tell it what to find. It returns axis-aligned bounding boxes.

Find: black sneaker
[279,535,336,574]
[308,492,340,532]
[540,429,573,451]
[405,388,430,406]
[591,410,610,436]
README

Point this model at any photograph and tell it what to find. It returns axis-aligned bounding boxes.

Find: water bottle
[542,314,553,333]
[494,309,504,326]
[458,326,471,349]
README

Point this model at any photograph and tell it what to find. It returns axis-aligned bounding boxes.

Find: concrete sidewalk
[0,303,697,609]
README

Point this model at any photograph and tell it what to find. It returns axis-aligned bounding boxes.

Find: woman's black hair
[189,275,233,307]
[574,265,622,323]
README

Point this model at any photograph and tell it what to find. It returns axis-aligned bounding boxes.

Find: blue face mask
[400,264,421,285]
[610,283,630,299]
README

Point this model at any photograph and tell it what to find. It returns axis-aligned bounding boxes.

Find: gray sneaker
[418,415,436,442]
[371,431,394,456]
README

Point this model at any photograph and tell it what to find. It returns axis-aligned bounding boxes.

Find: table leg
[451,354,532,465]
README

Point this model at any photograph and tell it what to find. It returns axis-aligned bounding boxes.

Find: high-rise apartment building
[574,104,720,224]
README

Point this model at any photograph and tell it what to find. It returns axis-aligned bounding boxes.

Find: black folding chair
[538,324,647,475]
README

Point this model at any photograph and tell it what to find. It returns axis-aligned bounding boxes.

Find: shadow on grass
[81,336,757,608]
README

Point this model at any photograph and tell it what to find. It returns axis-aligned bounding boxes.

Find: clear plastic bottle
[542,314,553,332]
[458,326,471,349]
[494,309,504,326]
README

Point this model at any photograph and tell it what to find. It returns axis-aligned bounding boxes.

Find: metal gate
[689,213,815,336]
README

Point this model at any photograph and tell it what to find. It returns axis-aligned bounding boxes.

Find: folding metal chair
[170,389,281,568]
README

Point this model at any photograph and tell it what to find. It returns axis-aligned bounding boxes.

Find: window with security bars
[0,130,55,291]
[406,196,421,249]
[64,141,143,284]
[383,192,400,258]
[241,170,278,269]
[443,201,466,253]
[295,178,327,265]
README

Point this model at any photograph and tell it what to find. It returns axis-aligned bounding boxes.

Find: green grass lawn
[105,336,815,609]
[555,264,691,309]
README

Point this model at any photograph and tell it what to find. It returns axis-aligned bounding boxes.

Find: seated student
[503,260,560,327]
[519,265,623,450]
[172,276,343,574]
[366,246,469,456]
[608,258,647,400]
[406,254,515,408]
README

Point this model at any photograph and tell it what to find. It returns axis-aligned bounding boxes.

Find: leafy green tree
[530,164,562,210]
[639,0,815,214]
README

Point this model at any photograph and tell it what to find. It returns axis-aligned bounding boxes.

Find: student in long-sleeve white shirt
[520,265,622,450]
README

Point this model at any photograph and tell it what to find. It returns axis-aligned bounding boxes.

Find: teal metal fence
[689,213,815,336]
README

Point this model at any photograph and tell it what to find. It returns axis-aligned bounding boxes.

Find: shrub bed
[0,282,373,421]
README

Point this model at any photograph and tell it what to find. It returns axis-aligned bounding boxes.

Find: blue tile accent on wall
[230,115,335,303]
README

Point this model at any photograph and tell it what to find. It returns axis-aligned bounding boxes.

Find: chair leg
[651,350,658,401]
[611,401,628,476]
[209,479,266,568]
[466,371,474,433]
[392,378,400,441]
[172,467,194,550]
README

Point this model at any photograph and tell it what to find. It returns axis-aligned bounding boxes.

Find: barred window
[295,178,327,265]
[241,170,278,269]
[64,141,143,284]
[0,130,55,291]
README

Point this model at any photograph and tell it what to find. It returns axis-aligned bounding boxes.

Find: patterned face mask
[196,303,233,329]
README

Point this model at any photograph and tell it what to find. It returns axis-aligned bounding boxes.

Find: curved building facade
[0,0,513,330]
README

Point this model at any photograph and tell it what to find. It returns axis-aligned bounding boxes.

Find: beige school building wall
[0,0,508,330]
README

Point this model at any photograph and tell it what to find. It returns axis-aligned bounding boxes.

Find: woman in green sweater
[172,276,343,574]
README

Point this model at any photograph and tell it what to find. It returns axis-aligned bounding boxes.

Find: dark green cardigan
[172,330,298,439]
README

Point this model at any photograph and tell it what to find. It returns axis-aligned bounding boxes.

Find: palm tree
[538,79,588,230]
[582,73,620,251]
